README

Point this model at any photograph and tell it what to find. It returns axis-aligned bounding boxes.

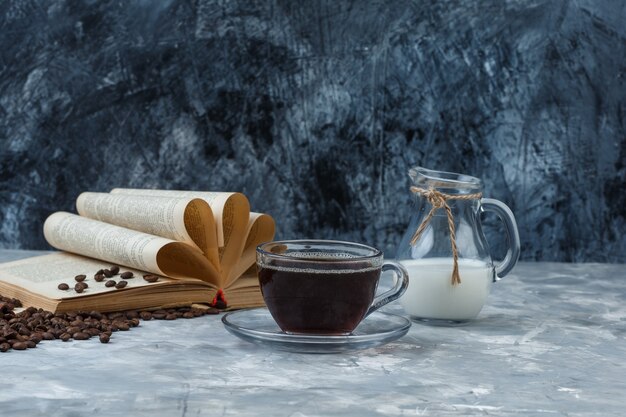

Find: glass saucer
[221,308,411,353]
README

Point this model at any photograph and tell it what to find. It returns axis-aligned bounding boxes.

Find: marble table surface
[0,250,624,417]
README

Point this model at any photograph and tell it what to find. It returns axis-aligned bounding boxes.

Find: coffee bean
[74,275,86,282]
[12,342,27,350]
[165,313,177,320]
[143,275,159,283]
[58,283,70,291]
[115,322,130,331]
[73,332,90,340]
[109,266,120,275]
[115,281,127,289]
[42,332,55,340]
[140,311,152,320]
[125,311,139,319]
[18,327,31,336]
[66,326,81,334]
[99,333,110,343]
[89,311,103,320]
[94,274,105,282]
[120,271,133,279]
[70,320,85,328]
[183,312,194,319]
[105,280,116,288]
[25,340,36,348]
[60,333,71,341]
[152,311,167,320]
[0,343,10,352]
[74,283,85,293]
[85,328,100,336]
[96,269,104,275]
[103,269,113,277]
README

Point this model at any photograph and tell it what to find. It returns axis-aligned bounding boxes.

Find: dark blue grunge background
[0,1,624,262]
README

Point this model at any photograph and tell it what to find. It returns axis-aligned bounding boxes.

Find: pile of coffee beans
[0,294,220,353]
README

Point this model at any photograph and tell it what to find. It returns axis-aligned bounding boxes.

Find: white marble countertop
[0,250,624,416]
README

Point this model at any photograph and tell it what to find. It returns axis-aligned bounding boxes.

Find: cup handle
[365,261,409,317]
[480,198,521,279]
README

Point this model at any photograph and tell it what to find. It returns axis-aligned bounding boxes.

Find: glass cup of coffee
[256,240,409,335]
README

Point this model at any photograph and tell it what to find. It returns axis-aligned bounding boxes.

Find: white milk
[399,258,493,321]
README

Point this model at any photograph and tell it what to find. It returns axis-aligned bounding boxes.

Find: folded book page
[110,188,251,284]
[43,212,218,285]
[76,192,220,272]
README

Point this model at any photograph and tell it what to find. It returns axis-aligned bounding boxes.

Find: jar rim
[409,167,482,191]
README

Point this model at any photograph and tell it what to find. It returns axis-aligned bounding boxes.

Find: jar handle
[480,198,521,279]
[366,261,409,317]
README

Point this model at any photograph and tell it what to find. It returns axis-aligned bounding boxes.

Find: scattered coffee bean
[115,281,127,289]
[73,332,90,340]
[0,343,10,352]
[143,275,159,283]
[140,311,152,320]
[41,332,55,340]
[115,322,130,331]
[109,266,120,275]
[94,274,105,282]
[85,328,100,337]
[105,280,116,288]
[152,311,167,320]
[74,274,86,282]
[99,333,110,343]
[89,311,102,320]
[58,283,70,291]
[12,342,28,350]
[103,269,113,278]
[60,333,71,342]
[120,271,134,279]
[74,284,85,293]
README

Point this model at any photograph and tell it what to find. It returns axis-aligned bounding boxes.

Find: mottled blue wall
[0,0,625,262]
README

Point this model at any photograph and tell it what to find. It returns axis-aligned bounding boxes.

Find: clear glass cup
[257,240,409,335]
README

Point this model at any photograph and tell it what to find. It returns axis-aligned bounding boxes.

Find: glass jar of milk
[395,167,520,324]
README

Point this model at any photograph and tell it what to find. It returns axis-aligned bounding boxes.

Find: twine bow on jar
[409,187,482,285]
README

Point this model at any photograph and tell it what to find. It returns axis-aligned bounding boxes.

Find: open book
[0,189,275,313]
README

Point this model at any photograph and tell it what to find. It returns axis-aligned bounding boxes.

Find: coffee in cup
[256,240,409,335]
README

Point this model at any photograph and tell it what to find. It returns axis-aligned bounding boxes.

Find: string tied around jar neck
[409,186,483,285]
